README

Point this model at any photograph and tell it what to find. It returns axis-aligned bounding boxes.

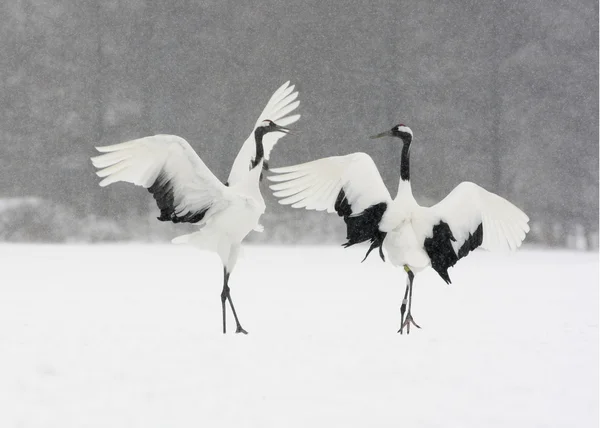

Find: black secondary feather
[423,221,483,284]
[148,171,210,224]
[335,189,387,262]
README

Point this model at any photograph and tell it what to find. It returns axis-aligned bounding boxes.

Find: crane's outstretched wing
[91,134,230,224]
[415,181,530,283]
[269,153,392,261]
[227,81,300,186]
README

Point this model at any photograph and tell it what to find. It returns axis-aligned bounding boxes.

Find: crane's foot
[398,313,421,334]
[235,325,248,335]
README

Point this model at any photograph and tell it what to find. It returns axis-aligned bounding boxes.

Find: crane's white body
[172,161,266,269]
[91,82,300,273]
[378,181,429,271]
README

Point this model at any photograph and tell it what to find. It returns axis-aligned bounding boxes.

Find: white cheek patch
[397,126,413,137]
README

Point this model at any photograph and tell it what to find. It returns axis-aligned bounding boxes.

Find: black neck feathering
[400,140,411,181]
[251,127,265,169]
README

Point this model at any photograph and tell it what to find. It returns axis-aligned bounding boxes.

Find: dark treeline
[0,0,597,248]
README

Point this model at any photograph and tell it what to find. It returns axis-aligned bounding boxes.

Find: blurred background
[0,0,597,249]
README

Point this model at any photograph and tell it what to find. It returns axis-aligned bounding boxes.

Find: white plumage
[94,135,227,218]
[269,123,529,334]
[420,181,529,253]
[91,82,300,334]
[270,153,391,214]
[228,83,300,186]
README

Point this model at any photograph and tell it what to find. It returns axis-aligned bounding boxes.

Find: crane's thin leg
[398,278,410,332]
[220,268,229,334]
[221,267,248,335]
[399,267,421,334]
[226,292,248,335]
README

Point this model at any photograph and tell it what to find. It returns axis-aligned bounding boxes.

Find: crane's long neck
[397,138,413,199]
[400,141,411,182]
[251,128,265,170]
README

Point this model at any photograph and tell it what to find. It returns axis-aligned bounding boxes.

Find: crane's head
[257,119,290,134]
[370,124,413,144]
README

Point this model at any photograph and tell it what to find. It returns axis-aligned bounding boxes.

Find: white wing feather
[91,134,229,221]
[268,153,391,214]
[416,182,530,253]
[227,81,300,186]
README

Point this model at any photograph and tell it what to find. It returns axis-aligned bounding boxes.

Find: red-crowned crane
[91,82,300,334]
[268,123,529,334]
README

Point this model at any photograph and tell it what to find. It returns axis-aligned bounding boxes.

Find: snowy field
[0,244,597,428]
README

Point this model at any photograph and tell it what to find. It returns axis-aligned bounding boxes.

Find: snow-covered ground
[0,244,597,428]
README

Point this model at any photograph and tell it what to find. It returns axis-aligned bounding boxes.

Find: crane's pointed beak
[274,124,290,134]
[369,130,393,139]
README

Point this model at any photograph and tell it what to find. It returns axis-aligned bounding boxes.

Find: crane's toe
[398,313,421,334]
[236,325,249,335]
